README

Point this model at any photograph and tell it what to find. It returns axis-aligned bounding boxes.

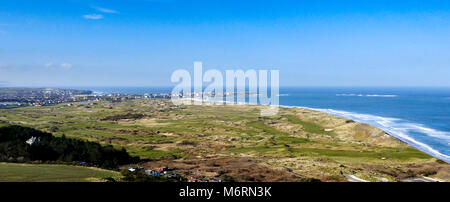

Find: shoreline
[183,97,450,163]
[2,97,449,182]
[302,106,450,163]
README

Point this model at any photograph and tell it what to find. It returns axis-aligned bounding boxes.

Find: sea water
[278,87,450,162]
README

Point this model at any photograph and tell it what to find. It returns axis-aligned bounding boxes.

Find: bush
[101,113,145,121]
[436,159,447,164]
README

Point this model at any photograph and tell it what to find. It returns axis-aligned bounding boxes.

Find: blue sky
[0,0,449,87]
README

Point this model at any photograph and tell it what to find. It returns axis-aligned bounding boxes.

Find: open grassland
[0,99,448,182]
[0,162,120,182]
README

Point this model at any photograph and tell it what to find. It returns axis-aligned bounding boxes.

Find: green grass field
[0,99,448,182]
[0,163,120,182]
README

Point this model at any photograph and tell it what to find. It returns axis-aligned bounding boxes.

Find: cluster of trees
[0,125,137,169]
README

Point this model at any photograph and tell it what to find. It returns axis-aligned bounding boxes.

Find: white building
[26,136,39,145]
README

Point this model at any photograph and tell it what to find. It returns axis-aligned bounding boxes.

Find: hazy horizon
[3,86,450,90]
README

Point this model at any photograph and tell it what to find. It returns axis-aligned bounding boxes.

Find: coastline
[2,97,449,182]
[304,107,450,163]
[186,97,450,162]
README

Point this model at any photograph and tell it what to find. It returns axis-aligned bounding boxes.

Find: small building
[128,166,144,172]
[158,166,168,172]
[25,136,39,145]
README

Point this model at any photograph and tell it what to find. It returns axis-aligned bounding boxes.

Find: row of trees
[0,125,137,169]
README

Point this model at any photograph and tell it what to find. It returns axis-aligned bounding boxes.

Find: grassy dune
[0,99,448,182]
[0,163,120,182]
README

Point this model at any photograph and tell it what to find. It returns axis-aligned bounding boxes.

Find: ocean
[73,86,450,162]
[278,87,450,162]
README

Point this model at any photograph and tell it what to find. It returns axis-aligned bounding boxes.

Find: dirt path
[343,174,368,182]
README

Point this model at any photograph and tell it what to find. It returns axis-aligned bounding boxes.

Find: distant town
[0,87,266,109]
[0,88,172,108]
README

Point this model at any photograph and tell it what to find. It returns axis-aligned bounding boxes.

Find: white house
[26,136,39,145]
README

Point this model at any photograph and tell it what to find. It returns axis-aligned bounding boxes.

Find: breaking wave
[306,107,450,162]
[336,94,398,97]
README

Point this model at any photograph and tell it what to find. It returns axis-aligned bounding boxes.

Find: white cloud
[83,14,103,20]
[44,62,72,70]
[44,62,53,68]
[60,63,72,70]
[93,7,117,14]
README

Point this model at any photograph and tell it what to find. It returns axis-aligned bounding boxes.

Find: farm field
[0,99,448,182]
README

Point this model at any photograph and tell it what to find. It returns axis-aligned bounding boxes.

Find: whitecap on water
[303,107,450,162]
[336,94,397,97]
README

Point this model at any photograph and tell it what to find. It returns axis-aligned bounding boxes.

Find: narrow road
[400,177,441,182]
